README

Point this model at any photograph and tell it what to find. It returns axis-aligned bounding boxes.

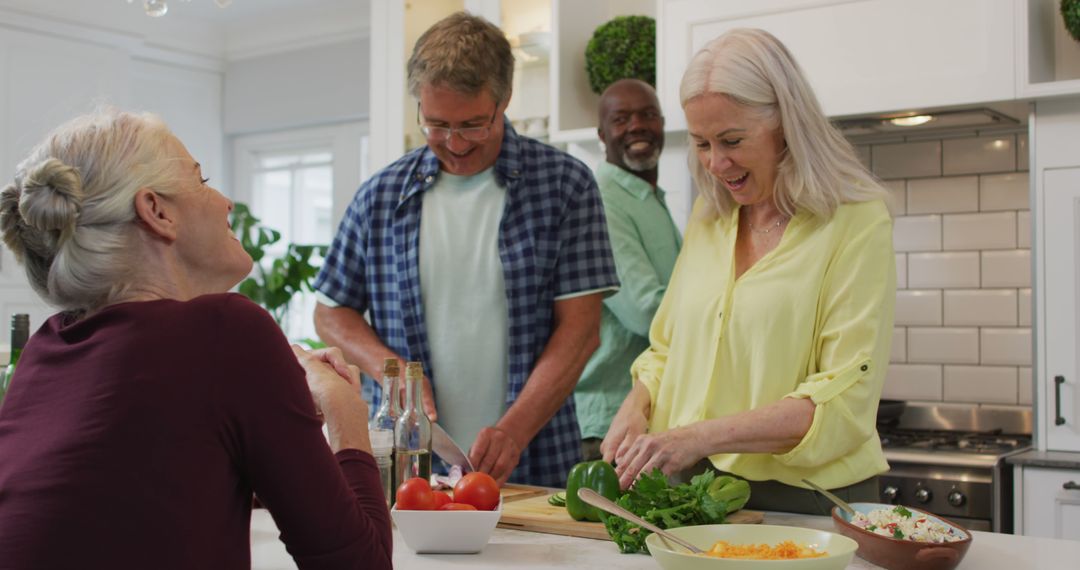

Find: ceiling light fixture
[127,0,232,18]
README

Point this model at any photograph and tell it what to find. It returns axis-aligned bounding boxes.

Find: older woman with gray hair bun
[0,109,392,569]
[602,28,896,515]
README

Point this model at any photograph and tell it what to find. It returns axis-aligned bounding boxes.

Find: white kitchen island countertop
[250,508,1080,569]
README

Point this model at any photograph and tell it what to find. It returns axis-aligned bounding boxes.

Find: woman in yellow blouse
[601,28,895,514]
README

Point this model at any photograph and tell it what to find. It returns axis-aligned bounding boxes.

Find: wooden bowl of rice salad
[831,502,972,570]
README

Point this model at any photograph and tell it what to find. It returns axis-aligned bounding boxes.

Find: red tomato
[438,502,477,511]
[395,477,435,510]
[431,490,452,509]
[453,472,500,511]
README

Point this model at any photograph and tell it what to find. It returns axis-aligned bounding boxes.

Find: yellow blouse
[631,197,895,489]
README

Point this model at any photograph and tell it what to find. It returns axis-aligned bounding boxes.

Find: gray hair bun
[1,158,84,261]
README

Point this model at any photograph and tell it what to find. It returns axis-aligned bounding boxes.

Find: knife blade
[430,422,475,473]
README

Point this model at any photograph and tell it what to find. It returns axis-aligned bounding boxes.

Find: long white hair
[680,28,887,219]
[0,109,179,313]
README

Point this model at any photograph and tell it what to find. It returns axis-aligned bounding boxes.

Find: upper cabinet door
[1042,166,1080,452]
[658,0,1016,129]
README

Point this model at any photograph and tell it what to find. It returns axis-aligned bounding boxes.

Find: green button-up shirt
[575,161,683,440]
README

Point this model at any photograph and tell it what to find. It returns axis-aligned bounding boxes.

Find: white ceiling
[0,0,370,59]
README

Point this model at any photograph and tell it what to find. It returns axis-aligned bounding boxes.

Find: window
[232,123,367,341]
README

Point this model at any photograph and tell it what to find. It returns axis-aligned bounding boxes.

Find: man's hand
[469,426,523,485]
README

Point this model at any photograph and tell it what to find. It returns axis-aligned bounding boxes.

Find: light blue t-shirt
[419,168,508,452]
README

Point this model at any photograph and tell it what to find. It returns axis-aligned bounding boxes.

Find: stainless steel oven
[877,403,1031,533]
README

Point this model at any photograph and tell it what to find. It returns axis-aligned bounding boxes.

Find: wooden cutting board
[499,483,551,503]
[497,488,764,540]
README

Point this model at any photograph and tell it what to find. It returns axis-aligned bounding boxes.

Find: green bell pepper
[706,475,751,513]
[565,460,620,522]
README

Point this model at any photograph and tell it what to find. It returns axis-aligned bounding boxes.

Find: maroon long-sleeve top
[0,293,392,569]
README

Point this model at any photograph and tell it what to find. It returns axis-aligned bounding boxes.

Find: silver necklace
[747,217,788,234]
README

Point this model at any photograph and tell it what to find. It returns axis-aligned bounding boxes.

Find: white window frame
[231,121,367,230]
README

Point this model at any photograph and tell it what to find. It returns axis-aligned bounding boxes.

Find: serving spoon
[576,487,704,554]
[801,478,856,517]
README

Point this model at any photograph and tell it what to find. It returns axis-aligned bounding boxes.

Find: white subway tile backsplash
[855,145,872,170]
[908,327,979,364]
[944,365,1018,404]
[908,252,980,288]
[873,141,942,179]
[942,212,1017,250]
[907,176,978,214]
[883,180,906,216]
[980,173,1029,211]
[1017,211,1031,248]
[944,289,1017,326]
[861,132,1031,407]
[893,215,941,252]
[883,364,943,401]
[982,250,1031,288]
[891,327,906,362]
[1019,288,1032,327]
[1018,133,1029,171]
[943,135,1016,175]
[980,328,1032,366]
[1018,366,1032,405]
[895,290,943,326]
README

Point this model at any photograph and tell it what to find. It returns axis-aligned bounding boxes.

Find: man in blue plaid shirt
[313,12,619,487]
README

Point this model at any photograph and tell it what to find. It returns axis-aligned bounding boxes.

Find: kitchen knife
[431,422,475,473]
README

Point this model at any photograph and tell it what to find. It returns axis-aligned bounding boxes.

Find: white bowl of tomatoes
[391,472,503,554]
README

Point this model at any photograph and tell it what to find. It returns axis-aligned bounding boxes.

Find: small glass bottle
[0,314,29,405]
[369,358,402,505]
[394,361,432,490]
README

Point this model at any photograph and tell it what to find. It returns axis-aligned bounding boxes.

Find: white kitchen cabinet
[1033,97,1080,452]
[657,0,1016,130]
[1018,0,1080,98]
[1041,167,1080,451]
[1017,466,1080,539]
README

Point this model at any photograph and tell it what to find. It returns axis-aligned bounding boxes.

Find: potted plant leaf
[229,202,327,345]
[584,15,657,95]
[1064,0,1080,42]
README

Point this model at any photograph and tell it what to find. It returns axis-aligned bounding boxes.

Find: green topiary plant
[1064,0,1080,42]
[585,15,656,95]
[229,202,327,338]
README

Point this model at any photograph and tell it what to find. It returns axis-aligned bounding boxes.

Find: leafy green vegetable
[893,505,912,519]
[603,469,735,554]
[893,527,905,539]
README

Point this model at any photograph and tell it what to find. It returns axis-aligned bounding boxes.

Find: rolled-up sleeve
[775,213,895,468]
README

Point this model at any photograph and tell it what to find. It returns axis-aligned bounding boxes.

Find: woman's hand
[612,424,705,489]
[306,346,360,387]
[601,381,652,468]
[291,345,362,417]
[292,344,371,453]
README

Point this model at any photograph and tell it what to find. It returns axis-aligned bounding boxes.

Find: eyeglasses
[417,103,499,142]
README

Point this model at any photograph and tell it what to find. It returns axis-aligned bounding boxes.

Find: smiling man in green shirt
[575,79,683,461]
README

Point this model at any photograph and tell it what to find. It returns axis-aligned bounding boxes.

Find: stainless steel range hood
[835,107,1022,137]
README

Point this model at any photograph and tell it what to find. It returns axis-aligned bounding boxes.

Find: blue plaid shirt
[314,122,619,486]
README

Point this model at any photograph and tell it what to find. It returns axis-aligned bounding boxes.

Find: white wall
[224,37,370,135]
[0,9,224,330]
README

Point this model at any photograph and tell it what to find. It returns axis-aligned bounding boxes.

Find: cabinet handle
[1065,481,1080,491]
[1055,376,1066,426]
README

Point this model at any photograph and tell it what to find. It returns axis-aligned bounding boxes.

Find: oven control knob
[948,491,965,507]
[915,487,932,503]
[882,486,899,502]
